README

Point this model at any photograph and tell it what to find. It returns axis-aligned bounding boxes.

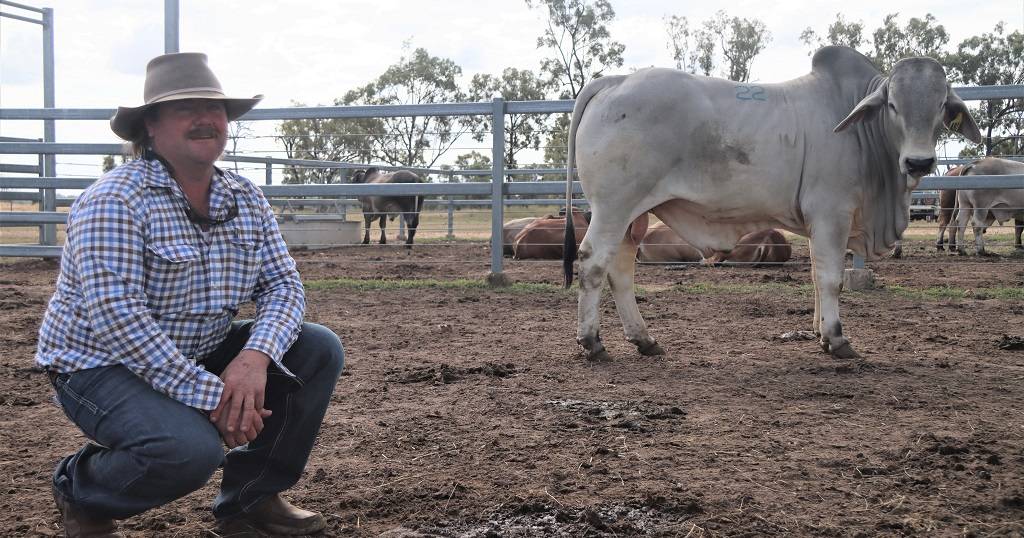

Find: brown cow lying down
[502,217,538,257]
[513,213,589,259]
[638,223,792,266]
[637,222,703,263]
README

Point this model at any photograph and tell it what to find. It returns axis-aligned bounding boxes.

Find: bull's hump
[810,46,879,82]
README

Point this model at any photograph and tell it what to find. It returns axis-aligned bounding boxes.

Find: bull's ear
[944,89,982,143]
[834,79,888,133]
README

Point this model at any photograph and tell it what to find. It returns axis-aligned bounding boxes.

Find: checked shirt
[35,158,305,410]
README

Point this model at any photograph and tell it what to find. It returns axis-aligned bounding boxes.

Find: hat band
[146,86,225,104]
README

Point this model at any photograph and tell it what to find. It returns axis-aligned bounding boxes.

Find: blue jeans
[50,321,344,520]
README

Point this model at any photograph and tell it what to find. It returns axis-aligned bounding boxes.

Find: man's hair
[126,106,162,159]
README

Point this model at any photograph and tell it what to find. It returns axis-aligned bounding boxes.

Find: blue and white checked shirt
[36,158,305,410]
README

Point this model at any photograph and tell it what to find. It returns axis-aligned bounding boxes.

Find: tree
[226,120,254,173]
[276,99,378,184]
[452,151,492,182]
[527,0,625,99]
[945,23,1024,156]
[871,13,948,72]
[664,10,771,82]
[800,14,868,54]
[709,11,772,82]
[465,67,548,172]
[346,47,467,169]
[102,155,116,173]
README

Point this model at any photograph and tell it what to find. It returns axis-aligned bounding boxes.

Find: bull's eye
[888,102,898,114]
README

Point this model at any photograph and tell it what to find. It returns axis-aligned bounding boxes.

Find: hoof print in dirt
[997,335,1024,350]
[547,398,685,433]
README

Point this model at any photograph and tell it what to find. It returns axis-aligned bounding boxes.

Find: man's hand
[211,349,272,448]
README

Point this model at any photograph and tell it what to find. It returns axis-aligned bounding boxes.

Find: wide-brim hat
[110,52,262,141]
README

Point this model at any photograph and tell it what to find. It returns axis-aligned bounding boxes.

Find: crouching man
[35,52,344,537]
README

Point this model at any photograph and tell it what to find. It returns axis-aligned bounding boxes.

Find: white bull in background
[563,46,980,361]
[955,157,1024,256]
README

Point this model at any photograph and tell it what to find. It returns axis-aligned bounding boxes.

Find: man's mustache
[187,126,221,139]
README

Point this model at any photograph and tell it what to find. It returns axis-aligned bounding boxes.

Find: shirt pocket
[224,228,263,301]
[144,242,201,314]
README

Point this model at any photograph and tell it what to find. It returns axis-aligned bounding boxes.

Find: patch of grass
[883,284,1024,301]
[305,277,567,294]
[670,282,815,296]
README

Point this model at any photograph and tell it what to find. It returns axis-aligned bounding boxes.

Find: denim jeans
[50,321,344,520]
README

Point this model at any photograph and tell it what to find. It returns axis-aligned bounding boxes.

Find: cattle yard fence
[3,86,1024,278]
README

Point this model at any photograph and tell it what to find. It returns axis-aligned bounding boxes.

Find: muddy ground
[2,239,1024,537]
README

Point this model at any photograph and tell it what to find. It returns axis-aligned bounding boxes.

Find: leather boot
[52,483,123,538]
[215,494,326,536]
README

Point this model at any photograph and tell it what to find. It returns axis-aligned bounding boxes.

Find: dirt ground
[2,238,1024,537]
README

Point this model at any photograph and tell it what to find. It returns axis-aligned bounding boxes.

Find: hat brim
[110,92,263,141]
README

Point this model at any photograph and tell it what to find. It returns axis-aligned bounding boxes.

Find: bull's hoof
[586,348,612,363]
[361,239,370,245]
[1015,245,1024,251]
[829,341,862,360]
[637,341,665,356]
[935,244,945,251]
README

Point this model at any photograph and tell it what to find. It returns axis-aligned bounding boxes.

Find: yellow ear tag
[949,112,963,131]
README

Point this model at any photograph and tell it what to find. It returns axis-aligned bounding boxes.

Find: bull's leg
[809,242,821,336]
[378,215,387,244]
[362,215,372,244]
[606,235,662,357]
[973,209,992,256]
[403,212,419,250]
[576,215,633,362]
[809,219,860,359]
[955,205,970,255]
[935,218,948,250]
[1015,219,1023,250]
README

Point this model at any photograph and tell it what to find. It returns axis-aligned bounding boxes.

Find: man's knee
[139,425,223,496]
[295,323,345,377]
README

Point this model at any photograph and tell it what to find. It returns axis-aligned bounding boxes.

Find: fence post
[446,172,455,241]
[265,161,272,185]
[164,0,179,53]
[40,8,56,247]
[488,97,508,285]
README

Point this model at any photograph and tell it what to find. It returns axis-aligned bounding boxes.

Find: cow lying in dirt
[502,217,538,257]
[513,213,590,260]
[352,167,424,248]
[638,222,792,266]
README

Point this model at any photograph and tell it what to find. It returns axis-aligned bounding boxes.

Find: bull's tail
[563,76,622,288]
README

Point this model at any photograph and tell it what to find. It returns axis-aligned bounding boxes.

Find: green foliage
[277,96,378,185]
[348,47,467,169]
[101,155,116,173]
[870,13,948,72]
[526,0,625,99]
[542,113,570,171]
[945,23,1024,157]
[800,13,868,53]
[451,151,492,182]
[664,10,771,82]
[465,68,548,171]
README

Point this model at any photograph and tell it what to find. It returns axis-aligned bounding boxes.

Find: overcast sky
[1,0,1021,177]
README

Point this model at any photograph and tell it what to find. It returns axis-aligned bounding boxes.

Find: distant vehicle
[910,190,940,221]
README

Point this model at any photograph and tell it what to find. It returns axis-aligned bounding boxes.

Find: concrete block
[843,268,875,291]
[277,215,361,249]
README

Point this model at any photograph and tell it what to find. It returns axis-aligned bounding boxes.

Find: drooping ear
[351,169,365,183]
[834,79,888,133]
[364,167,379,177]
[944,89,982,143]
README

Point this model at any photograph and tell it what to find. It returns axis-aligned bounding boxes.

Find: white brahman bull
[563,46,980,361]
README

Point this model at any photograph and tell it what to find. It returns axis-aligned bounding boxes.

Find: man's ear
[834,79,888,133]
[944,89,982,143]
